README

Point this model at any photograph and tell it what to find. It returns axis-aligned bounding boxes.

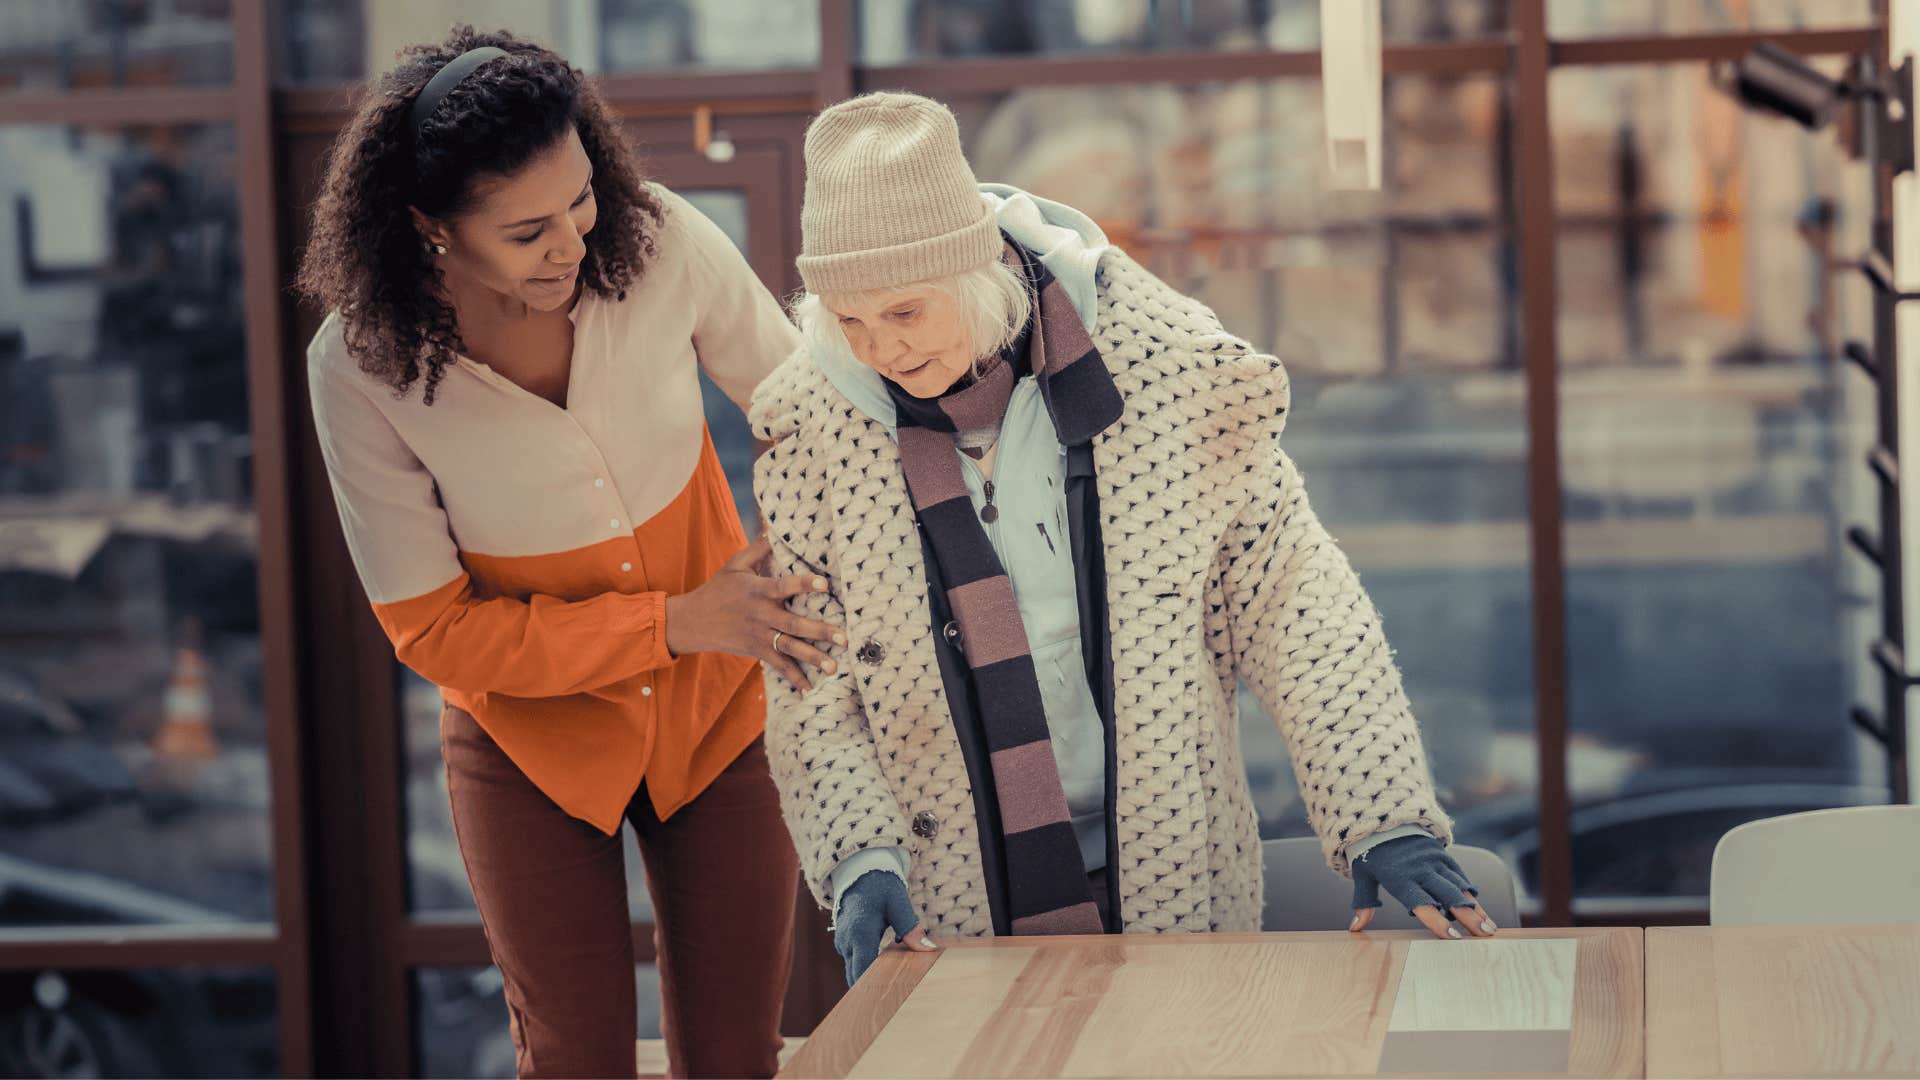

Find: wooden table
[1646,924,1920,1079]
[780,928,1643,1079]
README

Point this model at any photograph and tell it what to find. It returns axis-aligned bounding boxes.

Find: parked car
[0,851,514,1078]
[0,852,273,1078]
[1451,770,1890,912]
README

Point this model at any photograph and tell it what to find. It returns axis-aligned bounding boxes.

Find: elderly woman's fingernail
[814,578,827,590]
[1448,926,1464,939]
[1348,915,1362,931]
[823,660,837,673]
[834,632,847,646]
[1482,918,1498,932]
[916,938,939,950]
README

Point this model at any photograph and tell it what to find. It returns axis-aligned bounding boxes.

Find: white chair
[1710,805,1920,926]
[1260,837,1520,932]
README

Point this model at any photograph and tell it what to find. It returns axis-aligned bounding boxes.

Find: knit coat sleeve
[1211,349,1455,879]
[750,361,915,909]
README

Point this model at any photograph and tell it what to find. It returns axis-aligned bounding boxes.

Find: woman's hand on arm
[664,535,846,691]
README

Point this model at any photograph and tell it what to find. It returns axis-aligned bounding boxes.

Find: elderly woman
[752,92,1494,984]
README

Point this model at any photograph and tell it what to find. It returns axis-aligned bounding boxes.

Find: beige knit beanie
[797,91,1001,296]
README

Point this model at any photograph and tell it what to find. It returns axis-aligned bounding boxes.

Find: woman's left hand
[1348,834,1498,939]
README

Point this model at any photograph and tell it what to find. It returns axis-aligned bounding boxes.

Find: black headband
[411,46,507,134]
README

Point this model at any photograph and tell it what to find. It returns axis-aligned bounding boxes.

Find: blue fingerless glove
[833,870,921,986]
[1351,833,1479,918]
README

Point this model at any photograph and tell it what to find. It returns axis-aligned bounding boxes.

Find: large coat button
[857,641,885,665]
[912,811,940,839]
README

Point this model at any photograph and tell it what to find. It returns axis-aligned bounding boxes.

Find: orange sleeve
[371,576,673,698]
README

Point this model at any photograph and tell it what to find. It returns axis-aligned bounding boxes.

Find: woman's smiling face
[414,126,598,314]
[824,285,976,397]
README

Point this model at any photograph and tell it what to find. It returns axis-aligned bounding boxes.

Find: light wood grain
[782,928,1640,1079]
[850,943,1049,1078]
[636,1037,802,1078]
[1057,936,1402,1078]
[1647,924,1920,1079]
[1566,926,1644,1080]
[780,945,940,1079]
[1388,938,1578,1031]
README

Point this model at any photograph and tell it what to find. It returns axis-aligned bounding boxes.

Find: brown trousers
[442,705,798,1079]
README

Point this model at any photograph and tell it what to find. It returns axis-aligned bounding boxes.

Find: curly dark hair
[296,25,663,404]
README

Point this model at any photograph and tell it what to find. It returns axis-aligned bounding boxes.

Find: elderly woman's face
[825,285,974,398]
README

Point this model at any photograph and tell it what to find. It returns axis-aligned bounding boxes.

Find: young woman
[297,27,835,1078]
[754,92,1495,984]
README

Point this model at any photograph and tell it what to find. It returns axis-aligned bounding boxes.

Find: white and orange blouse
[307,186,801,833]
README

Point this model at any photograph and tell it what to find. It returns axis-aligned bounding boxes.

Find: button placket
[558,408,636,558]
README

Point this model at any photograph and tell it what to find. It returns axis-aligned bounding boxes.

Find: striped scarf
[884,240,1123,934]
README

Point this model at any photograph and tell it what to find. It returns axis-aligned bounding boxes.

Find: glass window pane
[1551,63,1884,910]
[0,123,273,928]
[1548,0,1874,38]
[0,1,234,93]
[858,0,1507,63]
[277,0,819,86]
[0,967,276,1078]
[955,75,1538,899]
[414,965,658,1079]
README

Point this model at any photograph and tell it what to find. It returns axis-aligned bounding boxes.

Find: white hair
[790,257,1033,377]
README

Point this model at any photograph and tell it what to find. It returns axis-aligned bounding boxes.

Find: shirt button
[641,686,653,697]
[610,518,622,530]
[594,478,606,488]
[620,562,632,572]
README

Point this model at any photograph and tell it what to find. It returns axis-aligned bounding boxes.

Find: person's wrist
[663,593,692,658]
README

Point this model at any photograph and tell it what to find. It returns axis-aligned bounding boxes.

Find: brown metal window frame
[0,1,317,1075]
[0,0,1887,1075]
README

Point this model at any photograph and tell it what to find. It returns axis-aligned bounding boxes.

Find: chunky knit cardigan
[749,250,1454,936]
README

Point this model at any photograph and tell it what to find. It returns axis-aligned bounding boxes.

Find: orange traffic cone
[152,643,217,760]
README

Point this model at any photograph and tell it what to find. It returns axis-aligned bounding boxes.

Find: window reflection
[0,1,234,93]
[0,123,272,928]
[859,0,1507,63]
[275,0,820,85]
[1551,63,1884,907]
[1548,0,1874,39]
[0,966,276,1078]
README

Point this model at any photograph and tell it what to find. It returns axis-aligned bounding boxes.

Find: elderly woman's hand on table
[1349,834,1499,939]
[834,869,939,985]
